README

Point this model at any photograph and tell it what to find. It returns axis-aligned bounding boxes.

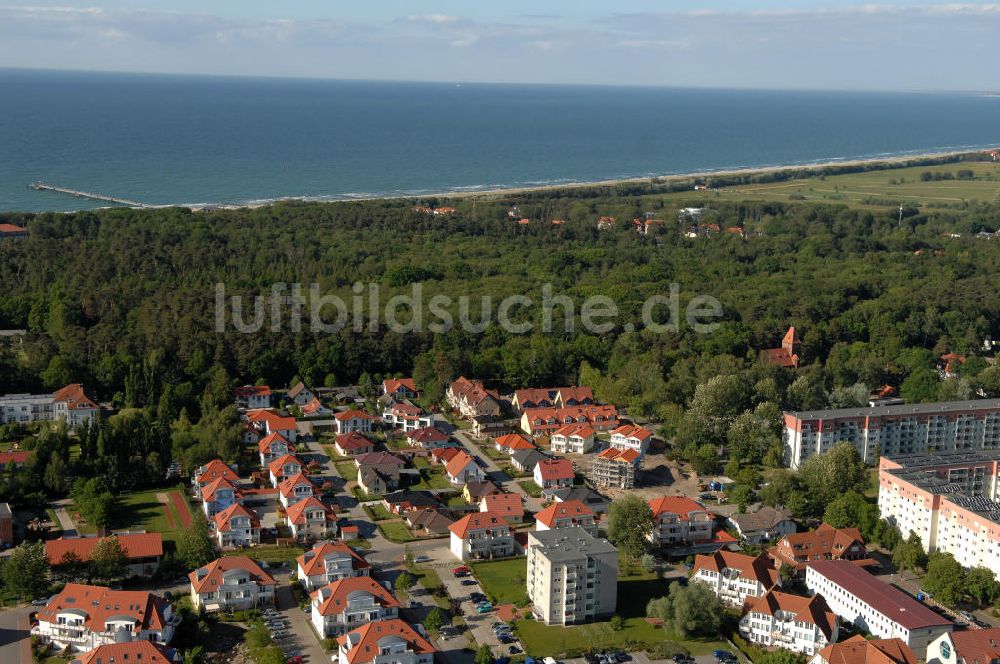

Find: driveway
[0,604,33,664]
[49,498,78,537]
[273,578,328,664]
[437,563,525,657]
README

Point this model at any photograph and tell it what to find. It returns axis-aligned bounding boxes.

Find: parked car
[476,604,494,613]
[415,555,432,563]
[287,657,304,664]
[713,651,734,661]
[30,597,50,607]
[499,636,515,644]
[452,566,470,576]
[461,579,477,586]
[509,646,522,655]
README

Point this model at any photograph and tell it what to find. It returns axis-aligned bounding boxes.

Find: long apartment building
[878,451,1000,573]
[783,399,1000,468]
[526,527,618,625]
[0,384,98,426]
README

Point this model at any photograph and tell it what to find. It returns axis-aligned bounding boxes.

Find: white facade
[311,583,399,637]
[298,545,370,591]
[0,388,98,427]
[738,593,835,656]
[526,527,618,625]
[449,516,514,562]
[550,430,595,454]
[190,567,274,612]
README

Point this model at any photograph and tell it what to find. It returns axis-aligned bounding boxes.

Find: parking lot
[437,562,526,657]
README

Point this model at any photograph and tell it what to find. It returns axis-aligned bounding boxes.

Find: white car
[414,555,432,563]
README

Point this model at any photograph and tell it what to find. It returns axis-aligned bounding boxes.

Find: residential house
[526,527,618,626]
[727,506,797,545]
[311,576,402,637]
[382,490,437,516]
[72,642,178,664]
[480,493,525,523]
[445,451,484,486]
[430,447,461,466]
[472,414,510,438]
[45,533,164,578]
[382,401,434,432]
[258,432,294,466]
[200,477,243,518]
[0,383,99,427]
[446,377,502,419]
[287,381,316,407]
[31,584,177,653]
[534,500,597,534]
[448,512,514,561]
[406,508,455,536]
[268,454,305,487]
[769,523,873,573]
[690,551,779,607]
[212,503,260,548]
[739,589,837,656]
[513,386,597,412]
[812,635,917,664]
[246,409,298,443]
[589,447,640,489]
[463,481,501,502]
[303,397,333,417]
[334,409,377,435]
[608,424,654,458]
[406,427,450,449]
[494,432,535,455]
[335,432,376,457]
[286,496,337,539]
[926,626,1000,664]
[533,458,575,490]
[0,223,28,239]
[382,378,418,400]
[0,450,31,469]
[550,487,612,514]
[297,542,371,591]
[355,452,404,496]
[549,424,595,455]
[510,449,549,474]
[189,556,276,612]
[806,560,951,651]
[335,619,435,664]
[596,216,617,230]
[235,385,272,410]
[520,405,619,437]
[764,327,802,368]
[647,496,713,546]
[278,472,318,507]
[192,459,239,488]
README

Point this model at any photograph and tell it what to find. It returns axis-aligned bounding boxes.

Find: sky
[0,1,998,91]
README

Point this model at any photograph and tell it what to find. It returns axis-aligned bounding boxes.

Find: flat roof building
[526,527,618,626]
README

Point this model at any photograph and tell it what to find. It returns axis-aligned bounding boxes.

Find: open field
[472,558,530,606]
[70,486,194,543]
[656,161,1000,210]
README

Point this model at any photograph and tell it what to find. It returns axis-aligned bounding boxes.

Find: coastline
[183,146,996,212]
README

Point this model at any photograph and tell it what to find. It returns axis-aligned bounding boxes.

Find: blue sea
[2,68,1000,212]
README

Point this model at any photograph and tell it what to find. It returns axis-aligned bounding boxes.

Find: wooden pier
[29,182,151,208]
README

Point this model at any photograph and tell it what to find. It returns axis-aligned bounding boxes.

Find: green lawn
[471,558,530,605]
[223,544,305,564]
[335,461,359,481]
[412,456,430,468]
[513,617,727,658]
[378,520,417,543]
[411,467,451,490]
[517,480,542,497]
[72,486,194,543]
[364,504,393,521]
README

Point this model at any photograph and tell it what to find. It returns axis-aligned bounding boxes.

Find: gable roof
[481,493,524,519]
[744,589,837,639]
[297,542,370,577]
[286,496,336,525]
[45,533,164,564]
[337,619,435,664]
[287,381,310,399]
[189,556,275,594]
[195,459,239,485]
[815,635,918,664]
[213,503,260,532]
[356,451,404,468]
[336,431,375,451]
[201,476,241,502]
[431,447,461,463]
[383,378,417,393]
[449,512,510,538]
[610,424,653,441]
[258,431,292,454]
[771,523,866,565]
[692,550,778,588]
[552,423,595,439]
[445,451,477,478]
[335,409,377,422]
[268,453,304,477]
[312,575,402,616]
[303,397,327,415]
[383,490,437,510]
[534,499,595,528]
[523,404,618,426]
[648,496,707,519]
[76,641,174,664]
[556,386,594,403]
[729,506,794,533]
[595,447,640,463]
[37,584,170,635]
[279,472,318,498]
[407,427,448,444]
[494,433,535,451]
[236,385,272,398]
[535,458,574,480]
[511,448,548,468]
[0,450,31,465]
[464,480,501,499]
[945,627,1000,664]
[406,508,455,534]
[51,384,98,410]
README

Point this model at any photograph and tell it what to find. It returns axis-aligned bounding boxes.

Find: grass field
[377,520,417,543]
[335,461,359,481]
[411,467,451,490]
[223,544,304,564]
[71,486,194,544]
[472,558,530,605]
[517,480,542,497]
[657,161,1000,210]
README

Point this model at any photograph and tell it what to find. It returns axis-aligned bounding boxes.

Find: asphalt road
[0,604,33,664]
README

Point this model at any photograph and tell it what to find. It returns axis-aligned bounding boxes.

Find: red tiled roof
[944,627,1000,664]
[445,451,476,478]
[807,560,948,630]
[648,496,706,519]
[303,397,326,414]
[431,447,461,463]
[286,496,336,525]
[268,453,304,477]
[692,550,778,588]
[312,576,401,616]
[213,503,260,532]
[297,542,370,577]
[534,499,595,528]
[0,223,27,234]
[337,619,436,664]
[77,641,173,664]
[201,476,240,502]
[449,512,510,538]
[407,427,448,444]
[0,450,31,465]
[745,589,837,639]
[189,556,275,594]
[196,459,239,485]
[335,409,377,421]
[356,451,404,468]
[246,408,283,423]
[258,431,292,454]
[279,472,317,498]
[552,423,594,439]
[51,383,97,410]
[37,584,170,635]
[383,378,417,393]
[45,533,163,564]
[611,424,653,441]
[481,493,524,519]
[236,385,272,398]
[495,433,534,451]
[534,458,574,480]
[815,635,918,664]
[770,522,868,569]
[336,431,375,451]
[556,386,593,403]
[595,447,640,463]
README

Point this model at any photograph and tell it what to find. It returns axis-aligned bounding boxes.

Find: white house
[738,589,837,656]
[258,432,294,466]
[336,619,436,664]
[382,401,434,432]
[0,384,99,427]
[235,385,272,410]
[288,381,316,407]
[609,424,653,458]
[189,556,276,612]
[278,472,317,507]
[311,576,401,637]
[533,458,575,490]
[334,409,377,435]
[212,503,261,548]
[549,423,595,455]
[727,506,797,545]
[690,551,779,607]
[445,451,484,486]
[286,496,337,540]
[448,512,514,561]
[268,453,305,487]
[297,542,372,591]
[200,477,242,518]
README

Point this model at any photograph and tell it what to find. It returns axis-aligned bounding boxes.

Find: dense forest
[3,171,1000,508]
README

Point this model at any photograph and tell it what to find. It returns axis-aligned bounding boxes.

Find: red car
[286,657,304,664]
[452,565,470,576]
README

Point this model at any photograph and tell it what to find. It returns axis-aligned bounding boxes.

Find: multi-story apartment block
[212,503,261,548]
[382,401,434,432]
[526,527,618,626]
[448,512,514,561]
[336,619,436,664]
[520,405,618,437]
[447,377,502,419]
[878,451,1000,573]
[297,542,371,591]
[549,424,595,454]
[311,576,401,637]
[647,496,713,546]
[31,584,178,652]
[0,384,98,427]
[589,447,640,489]
[690,551,779,607]
[534,500,598,535]
[739,589,837,656]
[769,523,871,573]
[783,399,1000,469]
[189,556,276,611]
[805,560,951,652]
